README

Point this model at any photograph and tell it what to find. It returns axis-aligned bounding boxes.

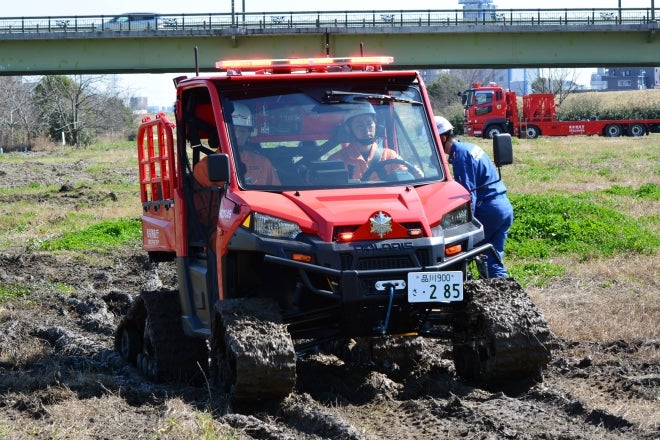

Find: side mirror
[207,153,231,184]
[493,133,513,167]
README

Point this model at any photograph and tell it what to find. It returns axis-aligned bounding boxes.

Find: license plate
[407,271,463,303]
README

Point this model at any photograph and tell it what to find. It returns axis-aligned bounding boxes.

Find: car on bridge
[104,13,166,31]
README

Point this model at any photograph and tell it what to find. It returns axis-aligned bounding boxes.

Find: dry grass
[503,134,660,196]
[498,135,660,354]
[527,253,659,352]
[562,88,660,108]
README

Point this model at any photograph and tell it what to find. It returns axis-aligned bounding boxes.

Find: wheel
[627,123,645,137]
[524,125,540,139]
[485,125,505,139]
[118,325,142,363]
[140,316,159,381]
[361,158,424,182]
[604,124,622,137]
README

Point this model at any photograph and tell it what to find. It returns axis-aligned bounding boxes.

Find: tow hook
[377,283,396,335]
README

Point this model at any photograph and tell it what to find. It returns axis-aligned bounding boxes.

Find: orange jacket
[194,149,280,187]
[328,142,401,180]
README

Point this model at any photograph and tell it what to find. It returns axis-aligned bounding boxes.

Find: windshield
[221,85,445,190]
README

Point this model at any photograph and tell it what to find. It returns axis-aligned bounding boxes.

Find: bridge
[0,8,657,75]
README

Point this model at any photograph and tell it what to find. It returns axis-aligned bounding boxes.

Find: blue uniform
[449,139,513,278]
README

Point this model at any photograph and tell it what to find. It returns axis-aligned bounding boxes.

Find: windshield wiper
[323,91,421,105]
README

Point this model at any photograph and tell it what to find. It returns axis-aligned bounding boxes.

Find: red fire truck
[462,82,660,139]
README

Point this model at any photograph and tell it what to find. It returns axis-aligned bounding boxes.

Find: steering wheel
[361,158,424,182]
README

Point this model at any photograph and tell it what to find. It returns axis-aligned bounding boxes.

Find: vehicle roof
[110,12,159,17]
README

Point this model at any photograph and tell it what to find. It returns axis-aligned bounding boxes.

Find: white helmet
[343,101,376,124]
[435,116,454,135]
[232,102,253,127]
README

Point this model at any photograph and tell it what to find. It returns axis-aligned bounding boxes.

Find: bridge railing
[0,8,656,35]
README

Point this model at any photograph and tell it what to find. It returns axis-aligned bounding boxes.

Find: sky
[3,0,654,107]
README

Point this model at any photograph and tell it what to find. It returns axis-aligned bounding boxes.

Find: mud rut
[0,249,657,439]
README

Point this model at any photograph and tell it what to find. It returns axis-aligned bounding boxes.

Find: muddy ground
[0,156,658,439]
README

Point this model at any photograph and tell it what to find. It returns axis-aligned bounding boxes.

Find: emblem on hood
[370,211,392,238]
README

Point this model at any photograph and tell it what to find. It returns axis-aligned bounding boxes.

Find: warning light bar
[216,56,394,73]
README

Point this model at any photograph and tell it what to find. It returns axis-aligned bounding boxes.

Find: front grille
[416,249,431,266]
[356,255,413,270]
[339,247,432,271]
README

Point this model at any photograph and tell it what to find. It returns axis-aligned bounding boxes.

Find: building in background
[490,68,540,95]
[589,67,656,90]
[130,96,148,112]
[459,0,497,20]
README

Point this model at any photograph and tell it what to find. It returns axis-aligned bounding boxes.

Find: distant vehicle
[462,82,660,139]
[104,13,162,31]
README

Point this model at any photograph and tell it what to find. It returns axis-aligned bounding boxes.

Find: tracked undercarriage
[115,278,552,402]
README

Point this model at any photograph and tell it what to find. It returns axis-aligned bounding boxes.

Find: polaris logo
[353,242,414,252]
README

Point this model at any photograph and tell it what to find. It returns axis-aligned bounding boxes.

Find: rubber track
[141,290,208,383]
[458,278,553,383]
[216,298,296,402]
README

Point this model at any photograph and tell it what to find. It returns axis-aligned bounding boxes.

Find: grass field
[0,133,658,434]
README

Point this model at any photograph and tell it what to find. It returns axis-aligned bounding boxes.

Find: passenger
[327,102,407,181]
[194,103,280,186]
[435,116,513,278]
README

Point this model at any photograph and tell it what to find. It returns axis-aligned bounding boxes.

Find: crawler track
[452,278,553,386]
[212,298,297,403]
[115,290,208,383]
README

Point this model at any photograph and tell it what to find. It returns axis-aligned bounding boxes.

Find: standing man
[435,116,513,278]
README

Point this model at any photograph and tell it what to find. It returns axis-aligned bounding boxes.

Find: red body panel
[137,114,178,253]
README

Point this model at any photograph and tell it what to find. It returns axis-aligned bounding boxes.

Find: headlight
[249,212,302,239]
[440,203,471,230]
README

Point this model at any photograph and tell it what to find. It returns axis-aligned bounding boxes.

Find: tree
[531,68,581,106]
[32,74,133,147]
[34,75,93,147]
[0,77,39,149]
[427,73,466,110]
[451,68,497,89]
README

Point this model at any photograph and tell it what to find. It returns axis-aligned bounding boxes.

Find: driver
[327,102,407,181]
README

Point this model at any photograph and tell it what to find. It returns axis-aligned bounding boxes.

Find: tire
[524,125,540,139]
[484,125,505,139]
[627,123,645,137]
[604,124,622,137]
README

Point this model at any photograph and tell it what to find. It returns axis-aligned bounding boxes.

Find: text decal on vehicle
[407,271,463,303]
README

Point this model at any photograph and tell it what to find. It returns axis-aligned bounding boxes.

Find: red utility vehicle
[462,82,660,139]
[115,56,551,403]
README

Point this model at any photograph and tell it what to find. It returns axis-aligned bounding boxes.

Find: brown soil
[0,156,657,439]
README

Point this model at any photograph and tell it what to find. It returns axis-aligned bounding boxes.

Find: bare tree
[0,76,39,148]
[451,69,498,88]
[532,68,581,105]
